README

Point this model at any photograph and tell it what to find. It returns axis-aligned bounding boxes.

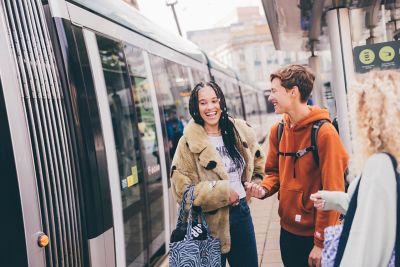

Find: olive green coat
[170,119,265,253]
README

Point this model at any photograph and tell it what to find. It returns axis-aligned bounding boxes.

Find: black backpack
[277,119,349,188]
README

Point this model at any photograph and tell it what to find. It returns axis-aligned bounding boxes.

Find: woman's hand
[244,182,267,199]
[310,192,325,210]
[229,188,240,206]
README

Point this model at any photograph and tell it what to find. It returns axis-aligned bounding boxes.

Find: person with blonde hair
[310,69,400,266]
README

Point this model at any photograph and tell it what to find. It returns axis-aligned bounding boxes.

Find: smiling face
[268,77,294,114]
[198,86,221,129]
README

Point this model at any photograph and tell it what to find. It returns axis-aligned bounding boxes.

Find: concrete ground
[250,195,283,267]
[251,114,284,266]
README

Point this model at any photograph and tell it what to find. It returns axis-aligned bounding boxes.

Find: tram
[0,0,270,266]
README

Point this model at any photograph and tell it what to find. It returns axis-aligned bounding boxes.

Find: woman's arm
[170,137,231,212]
[310,191,349,214]
[310,175,362,214]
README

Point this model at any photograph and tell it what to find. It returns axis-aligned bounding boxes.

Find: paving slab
[249,195,283,267]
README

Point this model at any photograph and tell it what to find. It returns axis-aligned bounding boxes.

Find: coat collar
[183,119,250,151]
[183,119,251,181]
[183,120,227,180]
[183,120,210,154]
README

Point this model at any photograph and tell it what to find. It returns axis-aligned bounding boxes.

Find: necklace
[205,130,221,136]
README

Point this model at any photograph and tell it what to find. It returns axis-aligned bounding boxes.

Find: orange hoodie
[261,106,349,248]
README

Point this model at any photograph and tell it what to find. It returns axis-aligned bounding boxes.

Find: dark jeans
[221,198,258,267]
[280,228,314,267]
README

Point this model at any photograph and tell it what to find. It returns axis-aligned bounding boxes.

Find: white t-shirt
[208,135,246,199]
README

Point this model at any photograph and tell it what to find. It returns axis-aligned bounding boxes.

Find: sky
[137,0,264,37]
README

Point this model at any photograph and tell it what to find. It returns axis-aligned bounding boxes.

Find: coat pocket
[278,187,314,227]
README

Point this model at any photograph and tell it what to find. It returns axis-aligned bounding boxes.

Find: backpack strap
[277,120,284,147]
[277,119,315,160]
[334,153,400,267]
[276,120,316,177]
[310,119,329,166]
[277,119,328,165]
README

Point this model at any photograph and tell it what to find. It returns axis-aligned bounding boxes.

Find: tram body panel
[0,3,44,265]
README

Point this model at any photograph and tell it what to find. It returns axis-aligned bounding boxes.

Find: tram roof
[207,58,264,91]
[67,0,206,63]
[208,58,237,79]
[261,0,397,52]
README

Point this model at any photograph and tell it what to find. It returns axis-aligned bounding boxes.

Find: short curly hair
[348,70,400,177]
[270,64,315,103]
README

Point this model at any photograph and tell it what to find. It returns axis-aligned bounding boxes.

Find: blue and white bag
[169,186,221,267]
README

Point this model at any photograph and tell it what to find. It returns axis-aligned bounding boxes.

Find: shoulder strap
[184,186,211,240]
[176,187,192,226]
[277,120,284,146]
[310,119,329,166]
[185,186,195,240]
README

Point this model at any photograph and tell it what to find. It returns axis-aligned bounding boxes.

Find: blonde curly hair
[348,70,400,178]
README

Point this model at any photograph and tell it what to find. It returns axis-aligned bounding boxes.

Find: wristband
[260,187,269,199]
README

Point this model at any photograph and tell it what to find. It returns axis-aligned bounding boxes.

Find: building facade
[187,6,309,90]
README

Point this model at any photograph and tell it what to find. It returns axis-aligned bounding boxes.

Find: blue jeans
[221,198,258,267]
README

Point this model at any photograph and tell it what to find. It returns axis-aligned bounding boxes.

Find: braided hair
[189,81,244,170]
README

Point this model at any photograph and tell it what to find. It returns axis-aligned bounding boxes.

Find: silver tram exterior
[0,0,270,266]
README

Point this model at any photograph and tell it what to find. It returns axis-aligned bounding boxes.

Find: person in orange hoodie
[245,64,348,267]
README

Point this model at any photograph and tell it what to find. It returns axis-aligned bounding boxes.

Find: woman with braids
[170,81,265,266]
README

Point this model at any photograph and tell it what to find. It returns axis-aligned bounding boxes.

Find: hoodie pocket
[278,187,314,226]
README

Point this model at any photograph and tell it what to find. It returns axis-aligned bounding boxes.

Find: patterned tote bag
[169,186,221,267]
[322,153,400,267]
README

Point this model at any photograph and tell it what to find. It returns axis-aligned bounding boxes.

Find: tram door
[85,31,165,266]
[0,80,30,266]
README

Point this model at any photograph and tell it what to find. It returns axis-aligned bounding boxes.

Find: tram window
[233,83,244,119]
[214,78,241,118]
[96,35,147,266]
[149,55,191,172]
[223,80,235,117]
[258,92,267,115]
[236,93,244,118]
[227,81,243,119]
[244,92,259,126]
[124,45,160,183]
[191,68,206,84]
[214,78,226,97]
[123,44,164,255]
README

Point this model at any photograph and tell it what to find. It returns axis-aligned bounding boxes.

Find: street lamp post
[165,0,182,36]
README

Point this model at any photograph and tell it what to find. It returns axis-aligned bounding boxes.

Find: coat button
[205,161,217,170]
